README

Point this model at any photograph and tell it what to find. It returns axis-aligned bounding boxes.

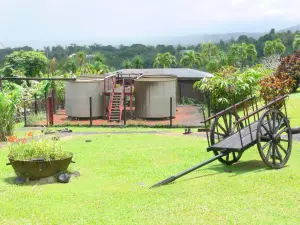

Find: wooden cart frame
[151,93,293,188]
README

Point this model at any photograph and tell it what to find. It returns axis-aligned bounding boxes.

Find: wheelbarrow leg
[150,151,228,188]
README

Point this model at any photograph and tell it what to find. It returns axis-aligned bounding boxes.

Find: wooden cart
[151,94,293,188]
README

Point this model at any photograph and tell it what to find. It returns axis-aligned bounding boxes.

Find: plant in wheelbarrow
[6,132,75,184]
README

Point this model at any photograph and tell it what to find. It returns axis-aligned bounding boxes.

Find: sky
[1,0,300,48]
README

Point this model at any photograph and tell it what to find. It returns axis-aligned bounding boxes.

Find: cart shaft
[150,151,227,188]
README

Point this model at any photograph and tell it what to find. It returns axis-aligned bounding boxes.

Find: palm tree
[121,59,133,69]
[93,53,106,64]
[180,50,202,68]
[228,43,241,65]
[153,52,177,68]
[293,34,300,51]
[229,43,257,64]
[244,43,257,61]
[264,38,286,56]
[202,42,219,60]
[132,55,144,69]
[49,57,56,76]
[75,51,86,68]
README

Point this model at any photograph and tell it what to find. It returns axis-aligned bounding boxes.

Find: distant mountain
[2,24,300,49]
[162,32,263,46]
[279,24,300,32]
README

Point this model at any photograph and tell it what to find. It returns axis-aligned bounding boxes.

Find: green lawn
[1,133,300,224]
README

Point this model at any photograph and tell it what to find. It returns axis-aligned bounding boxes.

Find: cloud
[0,0,299,43]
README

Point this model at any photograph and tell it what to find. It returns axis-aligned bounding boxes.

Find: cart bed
[207,120,276,152]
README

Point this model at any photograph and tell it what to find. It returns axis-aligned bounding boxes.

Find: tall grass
[0,89,21,141]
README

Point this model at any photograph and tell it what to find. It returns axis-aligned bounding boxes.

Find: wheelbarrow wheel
[210,110,244,165]
[257,108,292,169]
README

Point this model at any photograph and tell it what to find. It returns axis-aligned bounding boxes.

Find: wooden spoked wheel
[257,109,292,169]
[210,110,244,165]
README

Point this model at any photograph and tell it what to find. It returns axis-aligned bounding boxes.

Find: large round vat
[65,78,104,118]
[135,75,177,119]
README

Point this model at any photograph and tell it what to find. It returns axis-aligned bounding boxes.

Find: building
[114,68,214,103]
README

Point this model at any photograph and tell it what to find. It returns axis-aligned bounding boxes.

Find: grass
[1,133,300,224]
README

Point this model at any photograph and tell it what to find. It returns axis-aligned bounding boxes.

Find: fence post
[124,95,126,126]
[47,96,54,126]
[89,97,92,126]
[207,90,211,118]
[170,97,172,128]
[24,100,27,127]
[52,87,56,114]
[0,76,3,92]
[45,93,48,126]
[34,94,38,115]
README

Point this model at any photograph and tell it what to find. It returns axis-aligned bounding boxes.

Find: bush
[259,73,295,106]
[194,66,266,111]
[275,50,300,92]
[0,89,21,141]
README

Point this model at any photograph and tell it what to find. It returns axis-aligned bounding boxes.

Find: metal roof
[114,68,214,80]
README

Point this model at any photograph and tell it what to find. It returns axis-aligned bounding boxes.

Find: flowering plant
[7,132,71,161]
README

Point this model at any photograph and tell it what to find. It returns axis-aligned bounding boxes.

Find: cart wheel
[210,110,244,165]
[257,108,292,169]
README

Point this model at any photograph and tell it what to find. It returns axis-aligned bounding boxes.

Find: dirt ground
[31,105,204,127]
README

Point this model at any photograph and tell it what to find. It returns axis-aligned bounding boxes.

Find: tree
[260,54,281,70]
[121,59,133,69]
[153,52,177,68]
[264,38,286,56]
[75,51,86,68]
[92,53,106,64]
[180,50,202,68]
[202,42,219,60]
[228,43,257,66]
[132,55,144,69]
[3,51,48,77]
[293,35,300,51]
[244,43,257,61]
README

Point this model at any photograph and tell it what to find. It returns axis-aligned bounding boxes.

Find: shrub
[259,73,295,107]
[275,50,300,92]
[0,89,21,141]
[194,66,266,111]
[8,133,71,161]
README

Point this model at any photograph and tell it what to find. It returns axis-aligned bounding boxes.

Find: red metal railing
[119,79,125,121]
[104,74,116,93]
[107,77,116,121]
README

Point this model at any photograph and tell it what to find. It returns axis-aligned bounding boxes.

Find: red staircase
[108,79,125,122]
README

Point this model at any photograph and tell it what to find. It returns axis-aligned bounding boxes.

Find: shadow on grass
[2,176,62,186]
[152,160,278,188]
[207,160,270,176]
[3,177,16,185]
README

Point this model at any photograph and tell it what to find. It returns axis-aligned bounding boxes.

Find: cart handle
[201,96,255,123]
[235,94,288,125]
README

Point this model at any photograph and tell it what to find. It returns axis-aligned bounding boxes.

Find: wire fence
[21,92,209,128]
[23,95,48,127]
